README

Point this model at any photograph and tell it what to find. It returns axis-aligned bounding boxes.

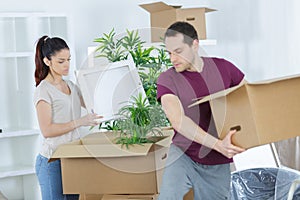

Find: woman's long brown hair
[34,36,69,86]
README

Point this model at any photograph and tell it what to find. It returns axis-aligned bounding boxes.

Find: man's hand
[214,130,245,158]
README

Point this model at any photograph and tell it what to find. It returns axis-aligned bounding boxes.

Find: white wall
[205,0,300,81]
[1,0,299,82]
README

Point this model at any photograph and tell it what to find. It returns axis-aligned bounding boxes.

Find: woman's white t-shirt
[34,79,82,158]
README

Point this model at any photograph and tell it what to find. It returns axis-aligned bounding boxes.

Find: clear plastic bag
[231,167,300,200]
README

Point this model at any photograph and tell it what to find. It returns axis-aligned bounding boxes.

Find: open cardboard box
[60,59,175,195]
[189,74,300,149]
[51,130,173,194]
[139,1,216,42]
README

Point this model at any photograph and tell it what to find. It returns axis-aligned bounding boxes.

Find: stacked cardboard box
[79,190,193,200]
[51,130,173,195]
[139,1,216,42]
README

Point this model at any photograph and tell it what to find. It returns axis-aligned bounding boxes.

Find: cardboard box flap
[204,8,217,13]
[247,73,300,85]
[80,130,173,147]
[50,130,174,160]
[51,143,154,159]
[189,83,245,107]
[189,7,216,13]
[153,128,173,147]
[139,2,179,13]
[189,74,300,108]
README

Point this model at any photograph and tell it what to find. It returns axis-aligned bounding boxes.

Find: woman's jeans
[158,144,231,200]
[35,154,79,200]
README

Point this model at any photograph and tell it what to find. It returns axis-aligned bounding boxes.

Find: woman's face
[46,48,71,76]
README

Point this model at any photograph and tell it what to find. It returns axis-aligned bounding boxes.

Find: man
[157,21,246,199]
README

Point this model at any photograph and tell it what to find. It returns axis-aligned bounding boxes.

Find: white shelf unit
[0,12,73,200]
[0,130,41,179]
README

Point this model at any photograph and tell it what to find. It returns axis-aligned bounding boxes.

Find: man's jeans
[35,154,79,200]
[158,144,231,200]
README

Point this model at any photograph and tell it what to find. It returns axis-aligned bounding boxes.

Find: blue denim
[158,144,231,200]
[35,154,79,200]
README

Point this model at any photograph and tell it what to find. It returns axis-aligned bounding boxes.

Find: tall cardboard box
[189,74,300,149]
[51,131,172,195]
[139,2,216,42]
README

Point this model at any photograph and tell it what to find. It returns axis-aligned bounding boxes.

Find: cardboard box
[101,191,193,200]
[80,194,103,200]
[101,194,157,200]
[139,1,216,42]
[79,190,193,200]
[51,130,173,194]
[189,74,300,149]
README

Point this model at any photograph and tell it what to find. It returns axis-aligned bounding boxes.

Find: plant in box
[94,29,171,136]
[113,93,169,147]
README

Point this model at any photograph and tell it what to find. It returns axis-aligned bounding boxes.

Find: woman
[34,35,101,200]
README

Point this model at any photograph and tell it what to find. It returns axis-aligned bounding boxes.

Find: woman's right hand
[76,113,103,127]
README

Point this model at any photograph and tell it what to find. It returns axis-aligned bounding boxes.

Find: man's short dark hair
[164,21,198,46]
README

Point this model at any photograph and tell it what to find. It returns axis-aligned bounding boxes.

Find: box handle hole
[186,17,195,21]
[230,125,241,132]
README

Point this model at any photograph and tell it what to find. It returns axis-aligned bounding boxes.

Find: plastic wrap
[231,167,300,200]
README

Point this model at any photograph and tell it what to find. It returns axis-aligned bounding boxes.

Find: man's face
[165,33,197,72]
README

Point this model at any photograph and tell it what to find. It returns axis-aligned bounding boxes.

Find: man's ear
[43,57,51,66]
[192,39,199,51]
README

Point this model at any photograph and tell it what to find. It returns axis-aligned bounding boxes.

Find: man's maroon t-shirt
[157,57,245,165]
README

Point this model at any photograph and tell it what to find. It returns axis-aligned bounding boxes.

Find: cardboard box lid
[189,74,300,107]
[75,60,147,122]
[139,2,180,13]
[189,83,244,107]
[51,130,173,160]
[139,2,215,13]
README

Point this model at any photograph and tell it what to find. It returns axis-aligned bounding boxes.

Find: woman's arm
[36,100,101,138]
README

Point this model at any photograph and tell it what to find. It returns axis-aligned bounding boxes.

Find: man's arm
[161,94,245,158]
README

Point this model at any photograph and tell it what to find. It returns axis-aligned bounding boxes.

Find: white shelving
[0,165,35,179]
[0,52,33,58]
[0,12,73,200]
[0,129,40,139]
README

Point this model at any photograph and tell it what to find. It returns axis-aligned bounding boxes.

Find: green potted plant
[93,29,171,146]
[114,93,168,147]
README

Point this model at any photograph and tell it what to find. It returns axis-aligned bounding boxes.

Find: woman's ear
[43,57,51,67]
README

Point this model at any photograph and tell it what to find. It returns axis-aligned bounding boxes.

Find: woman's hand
[75,113,103,127]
